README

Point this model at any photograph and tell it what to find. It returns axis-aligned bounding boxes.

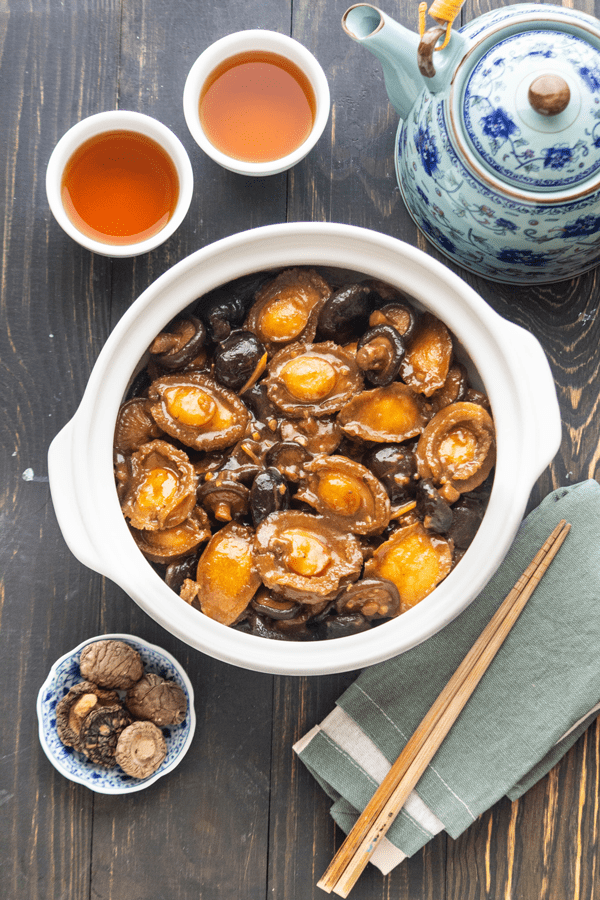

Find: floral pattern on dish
[396,88,600,282]
[462,31,600,189]
[36,634,195,793]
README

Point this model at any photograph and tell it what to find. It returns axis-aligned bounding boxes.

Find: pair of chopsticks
[318,519,571,897]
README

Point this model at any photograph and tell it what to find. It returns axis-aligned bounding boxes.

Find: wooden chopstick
[318,518,571,897]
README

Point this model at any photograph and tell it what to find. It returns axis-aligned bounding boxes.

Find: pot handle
[501,321,562,483]
[47,419,104,576]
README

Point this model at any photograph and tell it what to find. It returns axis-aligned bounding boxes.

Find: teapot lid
[453,25,600,193]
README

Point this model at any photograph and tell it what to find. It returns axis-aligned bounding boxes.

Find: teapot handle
[417,26,446,78]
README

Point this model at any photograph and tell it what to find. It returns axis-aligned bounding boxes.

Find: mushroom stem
[239,351,268,395]
[356,339,389,372]
[214,501,233,522]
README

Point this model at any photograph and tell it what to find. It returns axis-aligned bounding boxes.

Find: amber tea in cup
[61,130,180,245]
[199,50,316,163]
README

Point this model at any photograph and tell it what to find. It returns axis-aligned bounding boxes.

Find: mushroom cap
[148,314,206,370]
[125,673,187,727]
[79,704,133,767]
[55,681,120,750]
[115,721,167,779]
[79,640,144,690]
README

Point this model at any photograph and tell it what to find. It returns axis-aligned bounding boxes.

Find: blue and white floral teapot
[343,2,600,282]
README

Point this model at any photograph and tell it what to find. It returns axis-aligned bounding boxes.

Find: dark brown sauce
[199,51,316,163]
[61,130,179,245]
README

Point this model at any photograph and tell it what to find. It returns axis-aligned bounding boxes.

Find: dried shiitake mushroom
[79,640,144,690]
[115,721,167,779]
[79,705,133,767]
[125,673,187,727]
[56,681,120,750]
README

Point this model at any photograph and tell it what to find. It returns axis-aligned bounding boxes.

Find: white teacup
[183,30,330,176]
[46,110,194,258]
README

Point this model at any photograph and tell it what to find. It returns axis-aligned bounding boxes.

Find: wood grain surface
[0,0,598,898]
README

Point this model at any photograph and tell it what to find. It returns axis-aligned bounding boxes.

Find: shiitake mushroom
[114,398,163,454]
[195,271,273,342]
[197,475,250,523]
[355,323,405,386]
[317,283,372,343]
[149,315,206,370]
[415,479,453,534]
[250,467,290,527]
[213,331,267,392]
[335,577,401,619]
[369,303,416,341]
[264,441,312,482]
[363,443,418,505]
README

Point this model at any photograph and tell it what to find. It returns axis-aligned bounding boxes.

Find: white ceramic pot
[48,223,561,675]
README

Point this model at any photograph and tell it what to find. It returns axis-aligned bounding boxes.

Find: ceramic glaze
[345,3,600,283]
[47,223,561,675]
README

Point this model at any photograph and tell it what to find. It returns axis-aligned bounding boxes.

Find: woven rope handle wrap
[418,0,466,59]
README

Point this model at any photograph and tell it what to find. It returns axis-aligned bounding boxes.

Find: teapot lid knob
[528,74,570,117]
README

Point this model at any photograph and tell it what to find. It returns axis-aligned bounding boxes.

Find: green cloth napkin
[294,480,600,873]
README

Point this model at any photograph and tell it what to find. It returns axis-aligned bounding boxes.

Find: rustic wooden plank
[442,0,600,898]
[85,3,291,899]
[0,2,121,899]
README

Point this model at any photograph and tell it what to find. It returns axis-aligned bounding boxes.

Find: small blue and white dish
[36,633,196,794]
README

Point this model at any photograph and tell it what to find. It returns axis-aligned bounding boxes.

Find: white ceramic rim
[48,222,561,675]
[45,110,194,258]
[36,633,196,794]
[183,30,331,176]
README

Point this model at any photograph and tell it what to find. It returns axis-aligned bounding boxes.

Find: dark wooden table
[2,1,599,897]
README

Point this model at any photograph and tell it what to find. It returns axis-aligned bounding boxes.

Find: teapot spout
[342,4,423,121]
